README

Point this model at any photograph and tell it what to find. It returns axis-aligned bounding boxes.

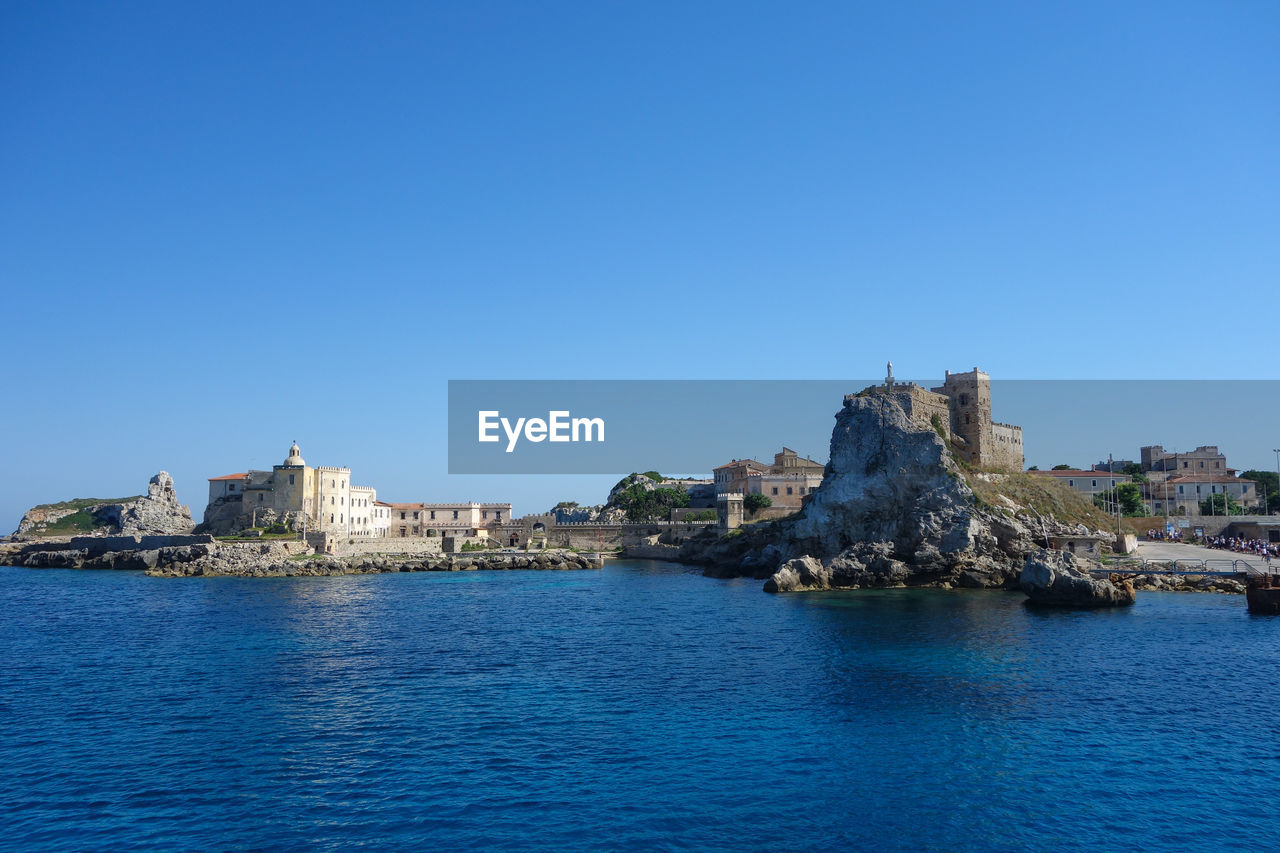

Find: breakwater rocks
[2,534,219,570]
[1,534,601,578]
[1128,573,1246,594]
[1019,550,1135,608]
[148,550,603,578]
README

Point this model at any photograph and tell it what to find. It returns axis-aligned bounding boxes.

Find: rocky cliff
[681,393,1125,601]
[13,472,194,538]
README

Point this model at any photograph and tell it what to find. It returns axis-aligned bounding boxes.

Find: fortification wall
[69,534,215,557]
[338,537,444,557]
[991,422,1024,472]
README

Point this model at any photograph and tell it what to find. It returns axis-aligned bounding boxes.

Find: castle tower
[934,368,995,466]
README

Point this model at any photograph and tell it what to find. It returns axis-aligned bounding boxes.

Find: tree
[613,485,689,521]
[1199,493,1245,516]
[743,493,772,513]
[1093,483,1148,517]
[1241,470,1279,514]
[1027,465,1039,471]
[1121,462,1144,477]
[1052,464,1073,470]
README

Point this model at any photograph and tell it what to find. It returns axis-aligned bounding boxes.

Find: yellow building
[204,441,377,537]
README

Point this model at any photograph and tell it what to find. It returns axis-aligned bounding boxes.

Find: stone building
[1142,473,1259,516]
[203,441,378,537]
[714,448,825,497]
[846,364,1024,471]
[1140,445,1233,481]
[747,471,824,509]
[1030,469,1131,500]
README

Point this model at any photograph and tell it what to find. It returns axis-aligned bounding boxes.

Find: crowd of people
[1144,527,1278,562]
[1205,535,1278,560]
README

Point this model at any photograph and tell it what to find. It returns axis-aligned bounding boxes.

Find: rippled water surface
[2,560,1278,851]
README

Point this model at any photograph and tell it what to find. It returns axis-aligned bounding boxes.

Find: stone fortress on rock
[850,363,1024,472]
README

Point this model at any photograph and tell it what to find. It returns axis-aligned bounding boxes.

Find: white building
[1031,469,1131,499]
[1145,474,1258,516]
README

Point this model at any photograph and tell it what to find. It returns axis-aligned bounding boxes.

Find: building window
[289,474,295,485]
[228,484,236,491]
[1068,480,1074,487]
[453,511,459,519]
[1092,480,1097,488]
[786,487,793,495]
[400,512,406,520]
[771,487,778,495]
[330,514,334,523]
[414,512,419,520]
[496,512,502,521]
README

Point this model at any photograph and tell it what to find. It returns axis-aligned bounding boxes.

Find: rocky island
[656,385,1137,607]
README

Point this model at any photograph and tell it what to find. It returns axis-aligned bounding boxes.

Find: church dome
[283,441,306,467]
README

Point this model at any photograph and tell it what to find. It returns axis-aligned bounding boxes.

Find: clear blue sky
[2,1,1277,529]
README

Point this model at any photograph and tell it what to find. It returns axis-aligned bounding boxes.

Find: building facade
[714,448,824,498]
[1031,469,1131,499]
[1143,474,1258,516]
[1140,445,1232,481]
[204,441,376,537]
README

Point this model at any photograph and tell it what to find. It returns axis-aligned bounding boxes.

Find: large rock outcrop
[1019,549,1136,608]
[94,472,195,535]
[12,472,194,538]
[682,393,1112,594]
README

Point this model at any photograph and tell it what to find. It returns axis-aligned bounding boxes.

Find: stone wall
[990,422,1024,472]
[337,537,444,557]
[69,534,215,558]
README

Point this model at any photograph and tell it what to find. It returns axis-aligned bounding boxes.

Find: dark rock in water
[1019,549,1135,608]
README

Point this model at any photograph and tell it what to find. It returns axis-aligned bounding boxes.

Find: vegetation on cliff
[964,471,1123,531]
[20,496,144,536]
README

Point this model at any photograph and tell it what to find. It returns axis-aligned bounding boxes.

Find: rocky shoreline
[149,549,603,578]
[0,534,602,578]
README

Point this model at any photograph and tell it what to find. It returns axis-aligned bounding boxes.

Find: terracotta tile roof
[1032,469,1129,478]
[385,502,426,510]
[713,459,766,471]
[208,473,249,481]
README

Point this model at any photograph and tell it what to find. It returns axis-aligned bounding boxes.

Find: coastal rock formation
[1,532,601,578]
[96,472,195,536]
[147,548,602,578]
[1019,549,1136,608]
[682,393,1113,593]
[13,472,194,538]
[763,556,830,593]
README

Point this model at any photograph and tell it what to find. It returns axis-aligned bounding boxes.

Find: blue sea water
[1,559,1278,852]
